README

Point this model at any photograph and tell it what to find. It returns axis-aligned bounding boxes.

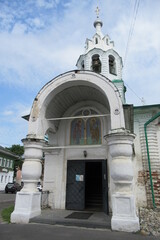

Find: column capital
[104,129,135,158]
[22,137,45,146]
[22,137,45,160]
[104,129,135,145]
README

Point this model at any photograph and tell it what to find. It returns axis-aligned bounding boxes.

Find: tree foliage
[6,144,24,170]
[6,144,24,157]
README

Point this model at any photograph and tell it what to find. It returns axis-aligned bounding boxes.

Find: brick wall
[138,170,160,207]
[138,116,160,208]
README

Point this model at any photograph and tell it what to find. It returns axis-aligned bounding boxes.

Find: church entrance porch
[11,72,140,231]
[30,208,111,229]
[66,160,108,214]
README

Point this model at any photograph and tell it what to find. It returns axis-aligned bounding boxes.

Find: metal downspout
[144,112,160,209]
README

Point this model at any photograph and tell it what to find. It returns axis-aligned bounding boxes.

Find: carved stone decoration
[104,129,140,232]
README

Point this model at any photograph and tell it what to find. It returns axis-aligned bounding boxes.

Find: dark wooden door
[102,159,109,214]
[66,160,85,210]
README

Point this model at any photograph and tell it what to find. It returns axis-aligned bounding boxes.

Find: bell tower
[76,7,126,104]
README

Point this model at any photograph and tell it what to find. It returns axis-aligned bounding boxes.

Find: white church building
[11,10,160,232]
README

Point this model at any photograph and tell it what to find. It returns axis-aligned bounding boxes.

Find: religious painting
[71,119,85,145]
[86,117,101,145]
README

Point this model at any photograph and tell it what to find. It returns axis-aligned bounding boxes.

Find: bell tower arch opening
[109,55,117,75]
[81,60,85,70]
[92,54,101,73]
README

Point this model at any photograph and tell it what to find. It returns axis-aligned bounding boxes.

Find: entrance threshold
[30,208,111,229]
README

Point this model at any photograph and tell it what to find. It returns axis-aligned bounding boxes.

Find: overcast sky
[0,0,160,147]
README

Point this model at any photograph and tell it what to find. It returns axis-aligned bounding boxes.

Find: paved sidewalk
[0,208,157,240]
[0,223,157,240]
[30,208,111,229]
[0,191,16,203]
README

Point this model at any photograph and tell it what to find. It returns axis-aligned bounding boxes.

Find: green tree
[6,144,24,157]
[6,144,24,170]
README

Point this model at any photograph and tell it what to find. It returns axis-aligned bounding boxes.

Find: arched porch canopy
[27,70,125,139]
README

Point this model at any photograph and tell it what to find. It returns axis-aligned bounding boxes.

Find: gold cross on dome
[95,6,100,18]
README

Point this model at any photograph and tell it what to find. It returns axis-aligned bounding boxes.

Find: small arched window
[92,54,101,73]
[109,55,117,75]
[95,38,98,44]
[81,60,85,70]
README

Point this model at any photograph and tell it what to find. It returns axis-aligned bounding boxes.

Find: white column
[105,130,140,232]
[11,138,44,224]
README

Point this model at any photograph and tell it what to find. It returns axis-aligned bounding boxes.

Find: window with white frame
[1,175,3,183]
[0,157,2,166]
[3,159,5,167]
[10,160,13,169]
[3,158,6,167]
[7,159,10,168]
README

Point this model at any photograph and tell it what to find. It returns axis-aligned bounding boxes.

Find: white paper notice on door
[76,175,84,181]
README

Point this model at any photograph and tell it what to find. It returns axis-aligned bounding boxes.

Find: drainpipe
[144,112,160,209]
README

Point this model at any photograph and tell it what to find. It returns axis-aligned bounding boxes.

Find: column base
[111,193,140,232]
[112,216,140,232]
[11,192,41,224]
